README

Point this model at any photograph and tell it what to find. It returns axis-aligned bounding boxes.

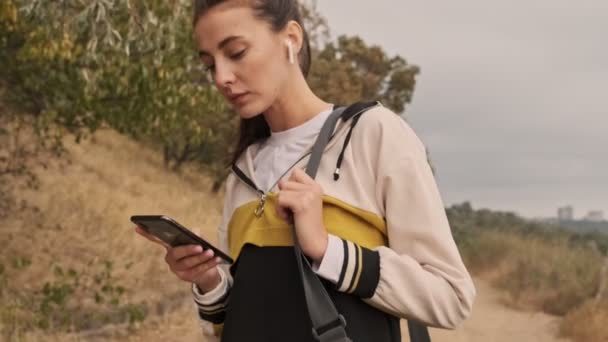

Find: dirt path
[425,278,570,342]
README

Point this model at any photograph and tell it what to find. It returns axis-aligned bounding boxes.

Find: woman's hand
[276,168,328,263]
[134,226,222,293]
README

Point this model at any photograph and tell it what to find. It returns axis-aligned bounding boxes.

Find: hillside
[0,122,590,341]
[0,123,222,340]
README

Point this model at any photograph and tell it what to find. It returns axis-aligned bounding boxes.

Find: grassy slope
[1,123,222,341]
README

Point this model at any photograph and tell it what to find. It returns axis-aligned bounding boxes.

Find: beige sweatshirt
[193,102,476,338]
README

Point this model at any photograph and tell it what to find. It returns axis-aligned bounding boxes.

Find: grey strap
[293,106,350,342]
[305,107,346,179]
[293,243,351,341]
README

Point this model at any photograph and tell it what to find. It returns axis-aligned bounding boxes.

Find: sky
[316,0,608,219]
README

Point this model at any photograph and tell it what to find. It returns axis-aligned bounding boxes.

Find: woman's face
[194,3,291,118]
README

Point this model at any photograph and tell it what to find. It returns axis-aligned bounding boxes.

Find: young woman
[135,0,476,341]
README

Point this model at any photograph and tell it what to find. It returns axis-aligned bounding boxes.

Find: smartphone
[131,215,233,264]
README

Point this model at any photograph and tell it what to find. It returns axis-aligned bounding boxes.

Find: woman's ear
[284,19,303,55]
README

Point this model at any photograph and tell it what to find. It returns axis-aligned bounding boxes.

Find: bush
[0,257,147,339]
[560,300,608,341]
[448,201,605,331]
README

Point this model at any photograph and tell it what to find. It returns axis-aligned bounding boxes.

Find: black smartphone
[131,215,233,264]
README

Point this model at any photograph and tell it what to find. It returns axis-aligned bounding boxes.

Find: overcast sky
[317,0,607,219]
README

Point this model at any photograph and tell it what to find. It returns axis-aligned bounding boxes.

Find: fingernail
[194,246,203,253]
[215,257,222,263]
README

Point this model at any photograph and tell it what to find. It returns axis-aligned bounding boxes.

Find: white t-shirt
[253,107,333,192]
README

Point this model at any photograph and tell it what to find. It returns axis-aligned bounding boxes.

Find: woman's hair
[193,0,312,166]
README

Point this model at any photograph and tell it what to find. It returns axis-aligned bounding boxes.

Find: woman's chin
[233,102,266,119]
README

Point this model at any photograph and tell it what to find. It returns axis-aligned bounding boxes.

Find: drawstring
[334,114,363,181]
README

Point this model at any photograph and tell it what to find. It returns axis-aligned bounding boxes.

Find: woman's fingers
[278,179,309,191]
[285,169,323,195]
[134,226,221,285]
[134,226,171,250]
[277,172,323,222]
[275,202,288,220]
[166,244,203,265]
[275,201,293,222]
[289,168,315,185]
[277,189,298,209]
[178,257,222,280]
[173,248,215,271]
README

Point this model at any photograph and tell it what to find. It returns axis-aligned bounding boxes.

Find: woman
[135,0,476,341]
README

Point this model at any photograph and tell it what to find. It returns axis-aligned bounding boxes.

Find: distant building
[557,206,574,221]
[584,210,604,222]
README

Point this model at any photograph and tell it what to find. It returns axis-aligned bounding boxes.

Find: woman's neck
[263,74,331,133]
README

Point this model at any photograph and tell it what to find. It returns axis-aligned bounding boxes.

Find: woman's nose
[213,62,236,90]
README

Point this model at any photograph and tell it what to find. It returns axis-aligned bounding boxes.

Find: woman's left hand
[276,168,328,263]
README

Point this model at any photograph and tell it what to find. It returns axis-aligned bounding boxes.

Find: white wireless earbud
[286,39,295,64]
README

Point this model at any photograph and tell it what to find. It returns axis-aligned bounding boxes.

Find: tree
[309,35,419,113]
[1,0,420,191]
[1,0,232,177]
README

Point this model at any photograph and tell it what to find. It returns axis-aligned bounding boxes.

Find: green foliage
[35,261,127,330]
[448,202,606,317]
[1,0,232,180]
[309,35,419,113]
[11,256,31,269]
[124,303,147,324]
[1,0,420,189]
[0,256,146,338]
[448,201,608,254]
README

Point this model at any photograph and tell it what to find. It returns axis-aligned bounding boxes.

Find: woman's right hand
[134,225,223,293]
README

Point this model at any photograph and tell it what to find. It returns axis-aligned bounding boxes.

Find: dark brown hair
[193,0,312,165]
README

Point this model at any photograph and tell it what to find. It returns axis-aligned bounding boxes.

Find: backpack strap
[296,101,431,342]
[308,100,380,178]
[293,105,351,341]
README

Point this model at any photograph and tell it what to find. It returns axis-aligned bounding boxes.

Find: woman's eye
[205,64,215,72]
[230,50,246,60]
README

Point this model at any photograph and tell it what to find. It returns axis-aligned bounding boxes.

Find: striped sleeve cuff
[336,239,381,298]
[192,268,230,324]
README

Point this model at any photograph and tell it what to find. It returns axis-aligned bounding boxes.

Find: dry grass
[459,229,606,341]
[1,120,223,341]
[560,300,608,342]
[460,230,602,315]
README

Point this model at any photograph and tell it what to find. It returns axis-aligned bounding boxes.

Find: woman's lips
[229,92,248,105]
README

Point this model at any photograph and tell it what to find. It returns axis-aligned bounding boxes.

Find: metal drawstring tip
[333,168,341,181]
